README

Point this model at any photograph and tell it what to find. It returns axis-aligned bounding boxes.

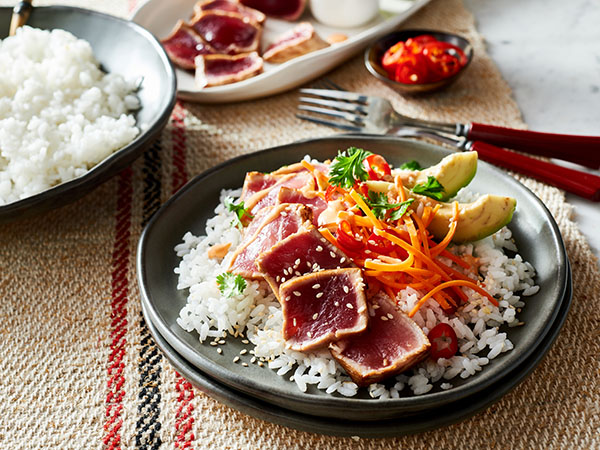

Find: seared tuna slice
[240,171,280,201]
[190,11,261,55]
[256,225,352,300]
[244,170,315,213]
[263,22,329,64]
[239,0,306,21]
[194,0,266,24]
[161,20,217,70]
[330,292,430,386]
[277,187,327,226]
[279,268,368,352]
[229,204,311,279]
[195,52,263,88]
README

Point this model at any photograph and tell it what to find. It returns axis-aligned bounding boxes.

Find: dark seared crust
[195,52,263,88]
[329,293,430,386]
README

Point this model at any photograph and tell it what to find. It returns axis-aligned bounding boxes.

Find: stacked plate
[137,136,572,438]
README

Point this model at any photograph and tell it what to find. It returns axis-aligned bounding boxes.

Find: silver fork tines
[299,88,370,104]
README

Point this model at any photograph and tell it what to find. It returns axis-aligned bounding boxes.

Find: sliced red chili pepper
[336,220,365,253]
[363,154,392,180]
[366,233,394,255]
[382,41,407,73]
[325,184,344,202]
[394,53,429,84]
[428,323,458,361]
[352,181,369,197]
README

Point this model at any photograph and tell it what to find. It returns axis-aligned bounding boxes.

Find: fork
[297,86,600,201]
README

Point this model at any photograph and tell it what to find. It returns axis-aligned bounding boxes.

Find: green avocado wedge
[426,194,517,243]
[396,152,478,202]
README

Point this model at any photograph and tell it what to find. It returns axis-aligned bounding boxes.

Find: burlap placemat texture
[1,0,599,448]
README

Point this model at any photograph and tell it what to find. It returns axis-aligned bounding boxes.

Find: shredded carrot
[318,227,339,249]
[364,254,415,272]
[300,160,316,173]
[349,189,383,229]
[430,201,459,257]
[395,176,408,203]
[408,279,499,317]
[383,285,398,302]
[411,212,431,258]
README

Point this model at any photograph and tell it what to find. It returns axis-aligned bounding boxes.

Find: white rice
[175,187,538,398]
[0,26,140,205]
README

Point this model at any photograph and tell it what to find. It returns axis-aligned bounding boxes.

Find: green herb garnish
[399,160,423,171]
[411,176,445,200]
[328,147,372,188]
[363,191,414,220]
[225,197,253,227]
[216,272,247,298]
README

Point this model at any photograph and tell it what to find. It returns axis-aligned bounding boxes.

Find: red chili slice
[336,220,365,253]
[364,154,391,180]
[428,323,458,361]
[366,233,394,255]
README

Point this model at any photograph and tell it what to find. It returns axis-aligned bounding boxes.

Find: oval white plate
[131,0,430,103]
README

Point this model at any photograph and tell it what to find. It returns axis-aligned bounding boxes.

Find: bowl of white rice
[0,6,176,221]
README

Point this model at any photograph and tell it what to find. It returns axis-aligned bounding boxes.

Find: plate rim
[137,135,568,417]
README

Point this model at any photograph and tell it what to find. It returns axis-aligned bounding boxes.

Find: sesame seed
[219,340,225,344]
[380,316,388,321]
[293,291,301,296]
[258,362,264,367]
[346,303,353,309]
[281,211,288,216]
[295,258,301,265]
[251,357,256,363]
[320,238,327,243]
[307,262,312,267]
[340,257,346,264]
[217,348,223,354]
[240,349,248,355]
[233,356,240,363]
[283,268,289,275]
[295,271,301,276]
[330,251,336,258]
[276,275,280,282]
[383,358,389,366]
[307,332,312,338]
[312,284,321,289]
[293,318,297,326]
[210,341,218,346]
[312,313,318,320]
[281,277,286,282]
[242,339,249,344]
[285,296,291,302]
[387,313,394,320]
[316,292,323,298]
[364,249,372,254]
[334,301,339,306]
[343,286,349,294]
[316,246,323,252]
[242,362,249,367]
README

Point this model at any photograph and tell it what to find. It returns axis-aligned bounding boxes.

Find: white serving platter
[131,0,430,103]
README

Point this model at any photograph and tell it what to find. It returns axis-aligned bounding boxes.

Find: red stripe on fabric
[171,101,188,194]
[169,101,195,449]
[104,168,133,450]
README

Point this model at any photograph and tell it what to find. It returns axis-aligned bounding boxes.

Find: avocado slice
[397,152,478,201]
[426,194,517,243]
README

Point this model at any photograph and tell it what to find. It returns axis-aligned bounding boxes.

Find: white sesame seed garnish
[383,358,389,366]
[312,313,318,320]
[217,348,223,354]
[380,316,388,321]
[387,313,394,320]
[276,275,280,282]
[281,277,286,282]
[293,318,297,326]
[285,296,291,302]
[210,341,218,346]
[258,362,264,367]
[307,262,312,267]
[240,349,248,355]
[307,332,312,338]
[295,271,301,276]
[251,357,256,363]
[233,356,240,363]
[295,258,301,265]
[315,246,323,252]
[293,291,301,296]
[340,257,346,264]
[330,251,336,258]
[242,339,249,344]
[312,284,321,289]
[316,292,323,298]
[364,250,372,254]
[281,211,288,216]
[346,303,353,309]
[242,362,248,367]
[320,238,327,243]
[334,301,340,306]
[373,304,380,309]
[343,286,349,294]
[283,268,289,275]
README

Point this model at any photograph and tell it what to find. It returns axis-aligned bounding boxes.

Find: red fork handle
[467,123,600,170]
[469,141,600,201]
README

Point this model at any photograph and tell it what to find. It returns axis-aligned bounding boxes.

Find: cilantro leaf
[399,160,423,171]
[225,197,253,227]
[363,191,414,221]
[216,272,247,298]
[411,176,445,200]
[328,147,372,189]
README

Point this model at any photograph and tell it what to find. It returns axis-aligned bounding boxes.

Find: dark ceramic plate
[0,6,176,222]
[137,136,568,420]
[140,261,571,437]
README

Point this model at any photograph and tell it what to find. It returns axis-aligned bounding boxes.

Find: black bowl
[0,6,176,222]
[364,29,473,95]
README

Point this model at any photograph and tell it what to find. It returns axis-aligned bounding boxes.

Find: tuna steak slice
[277,187,327,226]
[329,292,430,386]
[239,0,306,21]
[256,225,352,300]
[229,204,311,279]
[240,172,281,201]
[190,11,262,55]
[161,20,217,70]
[195,52,263,88]
[194,0,266,24]
[263,22,329,64]
[279,268,368,352]
[244,170,315,213]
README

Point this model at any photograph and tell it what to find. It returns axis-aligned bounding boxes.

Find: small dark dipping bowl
[0,6,176,222]
[365,29,473,95]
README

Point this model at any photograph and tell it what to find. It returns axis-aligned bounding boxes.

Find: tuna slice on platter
[243,170,315,213]
[161,20,217,70]
[276,187,327,226]
[190,11,262,55]
[329,292,431,386]
[229,204,311,279]
[195,52,263,88]
[279,268,368,352]
[238,0,306,21]
[193,0,266,24]
[256,225,353,300]
[263,22,329,64]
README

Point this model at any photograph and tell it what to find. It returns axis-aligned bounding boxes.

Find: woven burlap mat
[1,0,599,448]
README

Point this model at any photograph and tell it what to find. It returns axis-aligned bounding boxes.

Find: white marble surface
[464,0,600,260]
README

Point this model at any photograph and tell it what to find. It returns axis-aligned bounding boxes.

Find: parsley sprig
[328,147,372,188]
[363,191,414,221]
[225,197,253,227]
[216,272,247,298]
[399,160,423,171]
[411,176,445,200]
